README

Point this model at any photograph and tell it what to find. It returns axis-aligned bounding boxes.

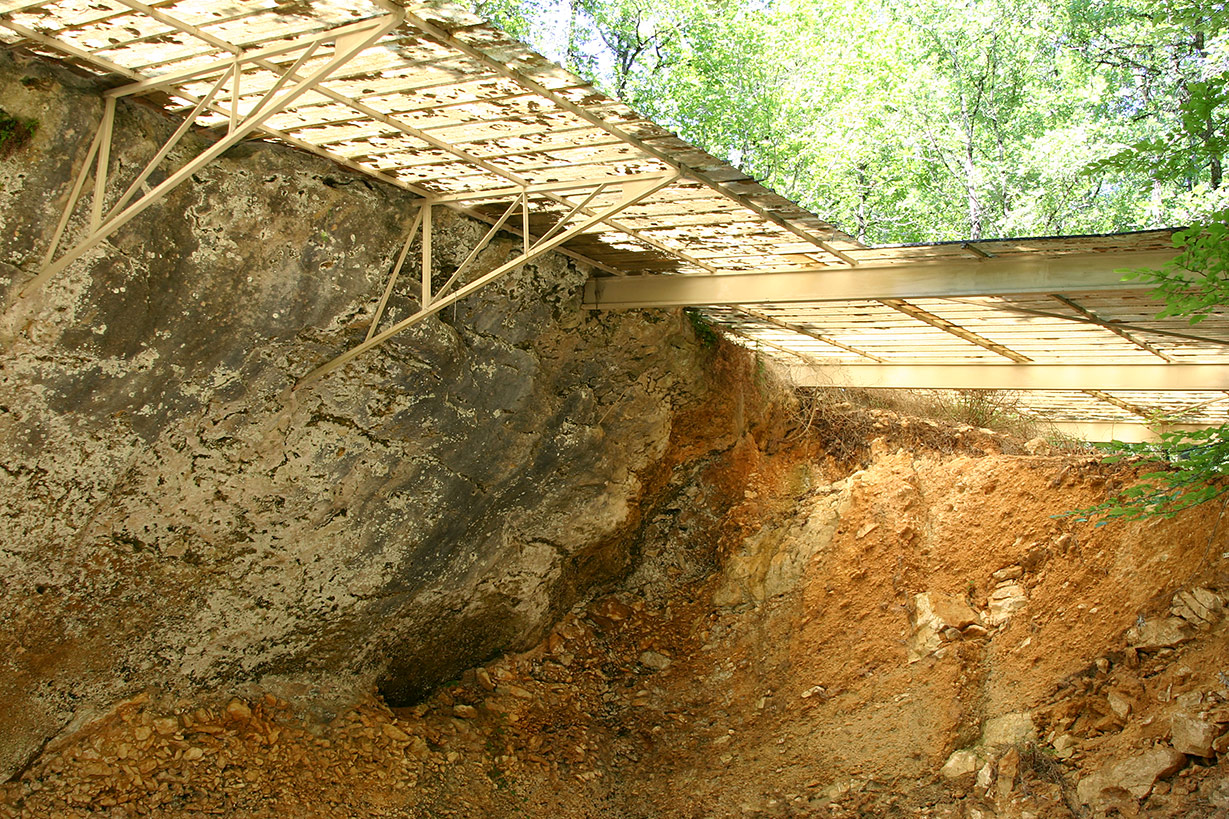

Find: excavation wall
[5,51,1229,819]
[0,52,717,779]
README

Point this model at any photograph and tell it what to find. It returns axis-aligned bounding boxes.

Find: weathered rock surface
[1076,746,1186,806]
[0,52,719,779]
[907,590,981,661]
[1171,587,1226,630]
[982,712,1036,749]
[986,580,1028,625]
[1171,712,1219,757]
[1127,616,1195,650]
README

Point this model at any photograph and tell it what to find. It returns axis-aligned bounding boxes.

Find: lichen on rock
[0,51,716,779]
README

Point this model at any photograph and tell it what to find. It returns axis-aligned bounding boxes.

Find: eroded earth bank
[3,52,1229,819]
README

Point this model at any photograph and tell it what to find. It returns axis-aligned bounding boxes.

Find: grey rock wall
[0,53,710,779]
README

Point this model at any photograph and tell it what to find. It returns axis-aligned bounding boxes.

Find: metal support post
[367,207,424,342]
[421,202,433,308]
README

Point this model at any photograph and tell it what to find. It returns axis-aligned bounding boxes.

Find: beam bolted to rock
[582,250,1179,308]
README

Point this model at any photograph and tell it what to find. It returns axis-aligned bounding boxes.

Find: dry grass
[783,384,1096,461]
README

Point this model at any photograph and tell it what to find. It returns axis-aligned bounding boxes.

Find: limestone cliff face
[0,53,712,778]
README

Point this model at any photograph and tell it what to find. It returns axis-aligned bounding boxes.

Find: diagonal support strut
[295,172,680,389]
[19,8,403,297]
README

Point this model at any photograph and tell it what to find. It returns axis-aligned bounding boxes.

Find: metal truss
[295,171,679,388]
[23,3,406,297]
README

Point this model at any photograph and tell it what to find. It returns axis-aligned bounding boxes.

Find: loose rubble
[3,418,1228,818]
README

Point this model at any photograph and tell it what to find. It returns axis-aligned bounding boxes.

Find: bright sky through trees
[475,0,1227,245]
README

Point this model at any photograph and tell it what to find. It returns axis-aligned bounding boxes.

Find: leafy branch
[1071,427,1229,524]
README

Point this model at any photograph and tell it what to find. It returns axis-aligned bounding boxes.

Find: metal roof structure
[3,0,1226,441]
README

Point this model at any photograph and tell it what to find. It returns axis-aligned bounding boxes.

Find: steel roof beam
[787,363,1229,392]
[1047,421,1214,443]
[583,250,1180,308]
[400,8,857,267]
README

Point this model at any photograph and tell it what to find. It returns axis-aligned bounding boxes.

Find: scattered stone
[224,698,252,722]
[381,724,411,742]
[1170,588,1225,630]
[991,566,1023,582]
[940,749,981,780]
[408,737,430,759]
[1076,746,1186,806]
[152,718,178,737]
[908,592,982,661]
[452,705,478,720]
[1107,691,1133,721]
[591,596,634,622]
[976,761,995,790]
[800,685,827,700]
[1021,544,1050,573]
[639,651,672,671]
[855,522,879,540]
[1052,734,1076,760]
[475,668,495,691]
[1024,438,1051,456]
[987,582,1027,626]
[1126,617,1193,650]
[996,747,1019,800]
[982,712,1035,749]
[962,624,989,638]
[1170,713,1218,757]
[80,762,114,778]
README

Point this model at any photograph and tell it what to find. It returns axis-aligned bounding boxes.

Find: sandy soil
[3,410,1228,818]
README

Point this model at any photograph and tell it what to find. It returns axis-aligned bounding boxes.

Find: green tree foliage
[1077,2,1229,522]
[1073,427,1229,523]
[1075,0,1229,218]
[472,0,1229,519]
[470,0,1212,243]
[1079,214,1229,522]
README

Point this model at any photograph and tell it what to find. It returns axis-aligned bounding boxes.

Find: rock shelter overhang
[2,0,1226,441]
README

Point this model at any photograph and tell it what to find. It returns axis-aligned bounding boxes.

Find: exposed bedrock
[0,52,735,779]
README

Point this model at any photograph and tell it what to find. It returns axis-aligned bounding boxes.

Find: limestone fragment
[940,749,982,780]
[152,718,178,737]
[1107,691,1133,721]
[1126,617,1193,650]
[996,747,1019,800]
[907,592,982,662]
[224,699,251,722]
[1076,746,1186,806]
[1170,713,1218,757]
[639,650,672,671]
[982,712,1035,749]
[991,565,1023,582]
[1170,588,1225,630]
[986,582,1027,626]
